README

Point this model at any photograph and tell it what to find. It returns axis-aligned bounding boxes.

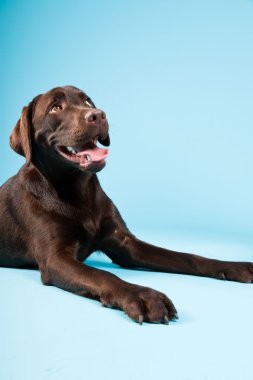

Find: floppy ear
[10,100,35,163]
[98,134,110,147]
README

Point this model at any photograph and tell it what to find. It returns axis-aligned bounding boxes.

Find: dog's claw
[219,273,226,280]
[164,316,169,325]
[138,315,144,325]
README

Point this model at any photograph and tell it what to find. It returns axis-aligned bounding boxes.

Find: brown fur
[1,85,252,324]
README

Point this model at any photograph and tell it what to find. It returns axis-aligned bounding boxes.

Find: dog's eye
[85,98,95,107]
[51,105,62,113]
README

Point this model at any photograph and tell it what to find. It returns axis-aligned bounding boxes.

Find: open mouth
[57,136,109,168]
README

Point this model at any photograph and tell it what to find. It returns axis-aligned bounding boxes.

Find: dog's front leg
[38,251,177,324]
[100,226,253,283]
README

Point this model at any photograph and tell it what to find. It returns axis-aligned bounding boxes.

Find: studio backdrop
[1,0,253,243]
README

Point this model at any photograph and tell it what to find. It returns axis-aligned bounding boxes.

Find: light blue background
[1,1,253,380]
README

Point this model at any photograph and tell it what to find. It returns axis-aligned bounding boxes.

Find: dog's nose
[84,109,106,125]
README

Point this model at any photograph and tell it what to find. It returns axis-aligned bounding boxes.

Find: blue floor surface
[1,231,252,380]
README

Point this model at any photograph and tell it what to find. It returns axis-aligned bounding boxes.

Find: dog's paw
[214,262,253,283]
[101,284,178,324]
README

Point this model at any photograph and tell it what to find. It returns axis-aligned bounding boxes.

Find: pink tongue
[78,146,109,162]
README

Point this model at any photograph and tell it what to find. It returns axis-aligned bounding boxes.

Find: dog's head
[10,86,110,173]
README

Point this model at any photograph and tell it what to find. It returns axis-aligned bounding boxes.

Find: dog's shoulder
[16,163,54,199]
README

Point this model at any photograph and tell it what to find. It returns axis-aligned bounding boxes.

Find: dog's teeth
[86,155,92,162]
[66,146,77,154]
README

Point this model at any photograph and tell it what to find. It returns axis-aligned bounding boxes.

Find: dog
[0,85,252,324]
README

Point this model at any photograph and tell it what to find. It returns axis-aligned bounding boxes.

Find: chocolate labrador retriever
[0,86,252,324]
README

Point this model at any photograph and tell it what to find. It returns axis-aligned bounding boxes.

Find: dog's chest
[75,244,94,262]
[75,231,98,261]
[73,208,102,262]
[79,203,102,237]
